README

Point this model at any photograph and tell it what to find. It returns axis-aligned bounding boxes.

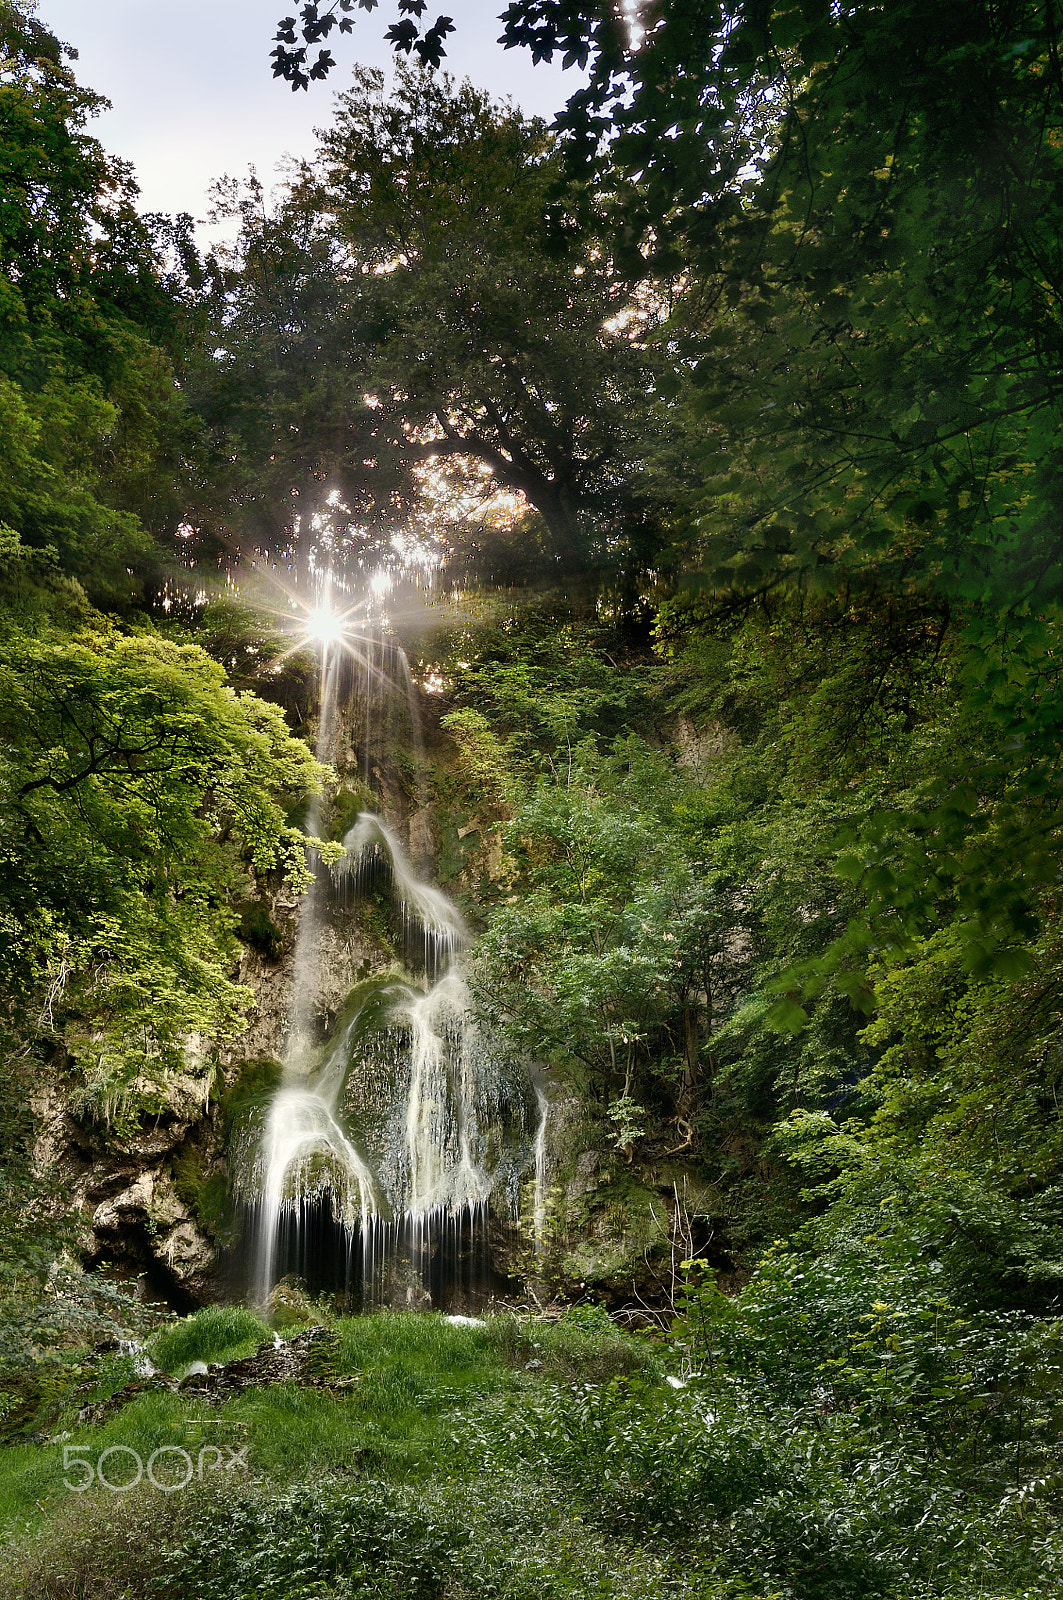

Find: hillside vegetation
[1,2,1062,1593]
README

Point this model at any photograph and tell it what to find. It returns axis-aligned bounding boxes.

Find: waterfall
[333,812,468,978]
[236,617,543,1312]
[285,642,343,1062]
[253,1058,380,1306]
[532,1084,550,1254]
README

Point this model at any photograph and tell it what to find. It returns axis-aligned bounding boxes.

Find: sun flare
[306,605,345,646]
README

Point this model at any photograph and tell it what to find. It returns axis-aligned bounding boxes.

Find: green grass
[0,1309,652,1541]
[0,1310,637,1594]
[480,1302,662,1384]
[147,1304,272,1375]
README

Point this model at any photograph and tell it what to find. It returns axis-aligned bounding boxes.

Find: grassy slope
[0,1310,675,1600]
[1,1306,1057,1600]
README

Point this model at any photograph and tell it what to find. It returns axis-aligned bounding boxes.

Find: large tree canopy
[186,65,677,587]
[252,4,1063,604]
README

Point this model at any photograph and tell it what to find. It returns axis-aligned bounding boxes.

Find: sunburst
[302,602,356,651]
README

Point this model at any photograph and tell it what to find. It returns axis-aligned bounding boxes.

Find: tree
[626,3,1063,974]
[0,0,199,604]
[0,604,324,1111]
[185,66,675,589]
[270,1,457,88]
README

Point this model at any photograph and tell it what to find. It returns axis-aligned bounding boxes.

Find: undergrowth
[0,1300,1058,1599]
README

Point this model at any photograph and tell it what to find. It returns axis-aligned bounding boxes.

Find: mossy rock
[171,1145,230,1241]
[222,1057,285,1137]
[327,784,374,842]
[169,1059,287,1250]
[559,1182,669,1296]
[266,1276,327,1328]
[394,747,422,802]
[355,894,397,954]
[236,899,286,961]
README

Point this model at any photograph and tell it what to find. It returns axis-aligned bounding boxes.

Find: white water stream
[335,813,469,977]
[239,628,548,1310]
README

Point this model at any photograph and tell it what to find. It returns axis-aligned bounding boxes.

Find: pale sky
[40,1,581,225]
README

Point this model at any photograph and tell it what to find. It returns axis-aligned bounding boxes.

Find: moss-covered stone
[236,899,286,962]
[326,783,374,842]
[558,1180,669,1297]
[171,1144,230,1240]
[222,1057,285,1137]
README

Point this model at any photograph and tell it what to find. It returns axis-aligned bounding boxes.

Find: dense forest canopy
[185,64,676,590]
[1,0,1061,1342]
[2,2,1063,1594]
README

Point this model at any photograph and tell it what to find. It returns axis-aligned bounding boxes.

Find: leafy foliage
[186,65,677,593]
[0,620,322,1081]
[0,6,329,1370]
[271,0,457,90]
[0,3,197,604]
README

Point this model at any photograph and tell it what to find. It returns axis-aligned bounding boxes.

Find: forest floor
[0,1305,1054,1600]
[0,1308,686,1600]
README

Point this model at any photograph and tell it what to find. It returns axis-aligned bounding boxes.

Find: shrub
[480,1309,661,1384]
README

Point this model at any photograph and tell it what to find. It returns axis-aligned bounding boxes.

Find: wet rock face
[27,879,392,1309]
[24,683,698,1319]
[408,805,436,873]
[31,943,688,1317]
[28,884,393,1309]
[83,1152,219,1306]
[33,1077,221,1308]
[24,683,432,1307]
[513,1096,710,1309]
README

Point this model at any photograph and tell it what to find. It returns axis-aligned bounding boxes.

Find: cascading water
[334,813,469,977]
[532,1085,550,1253]
[236,605,543,1312]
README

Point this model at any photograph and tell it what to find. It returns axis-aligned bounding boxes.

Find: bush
[0,1475,705,1600]
[675,1247,1063,1493]
[471,1375,781,1537]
